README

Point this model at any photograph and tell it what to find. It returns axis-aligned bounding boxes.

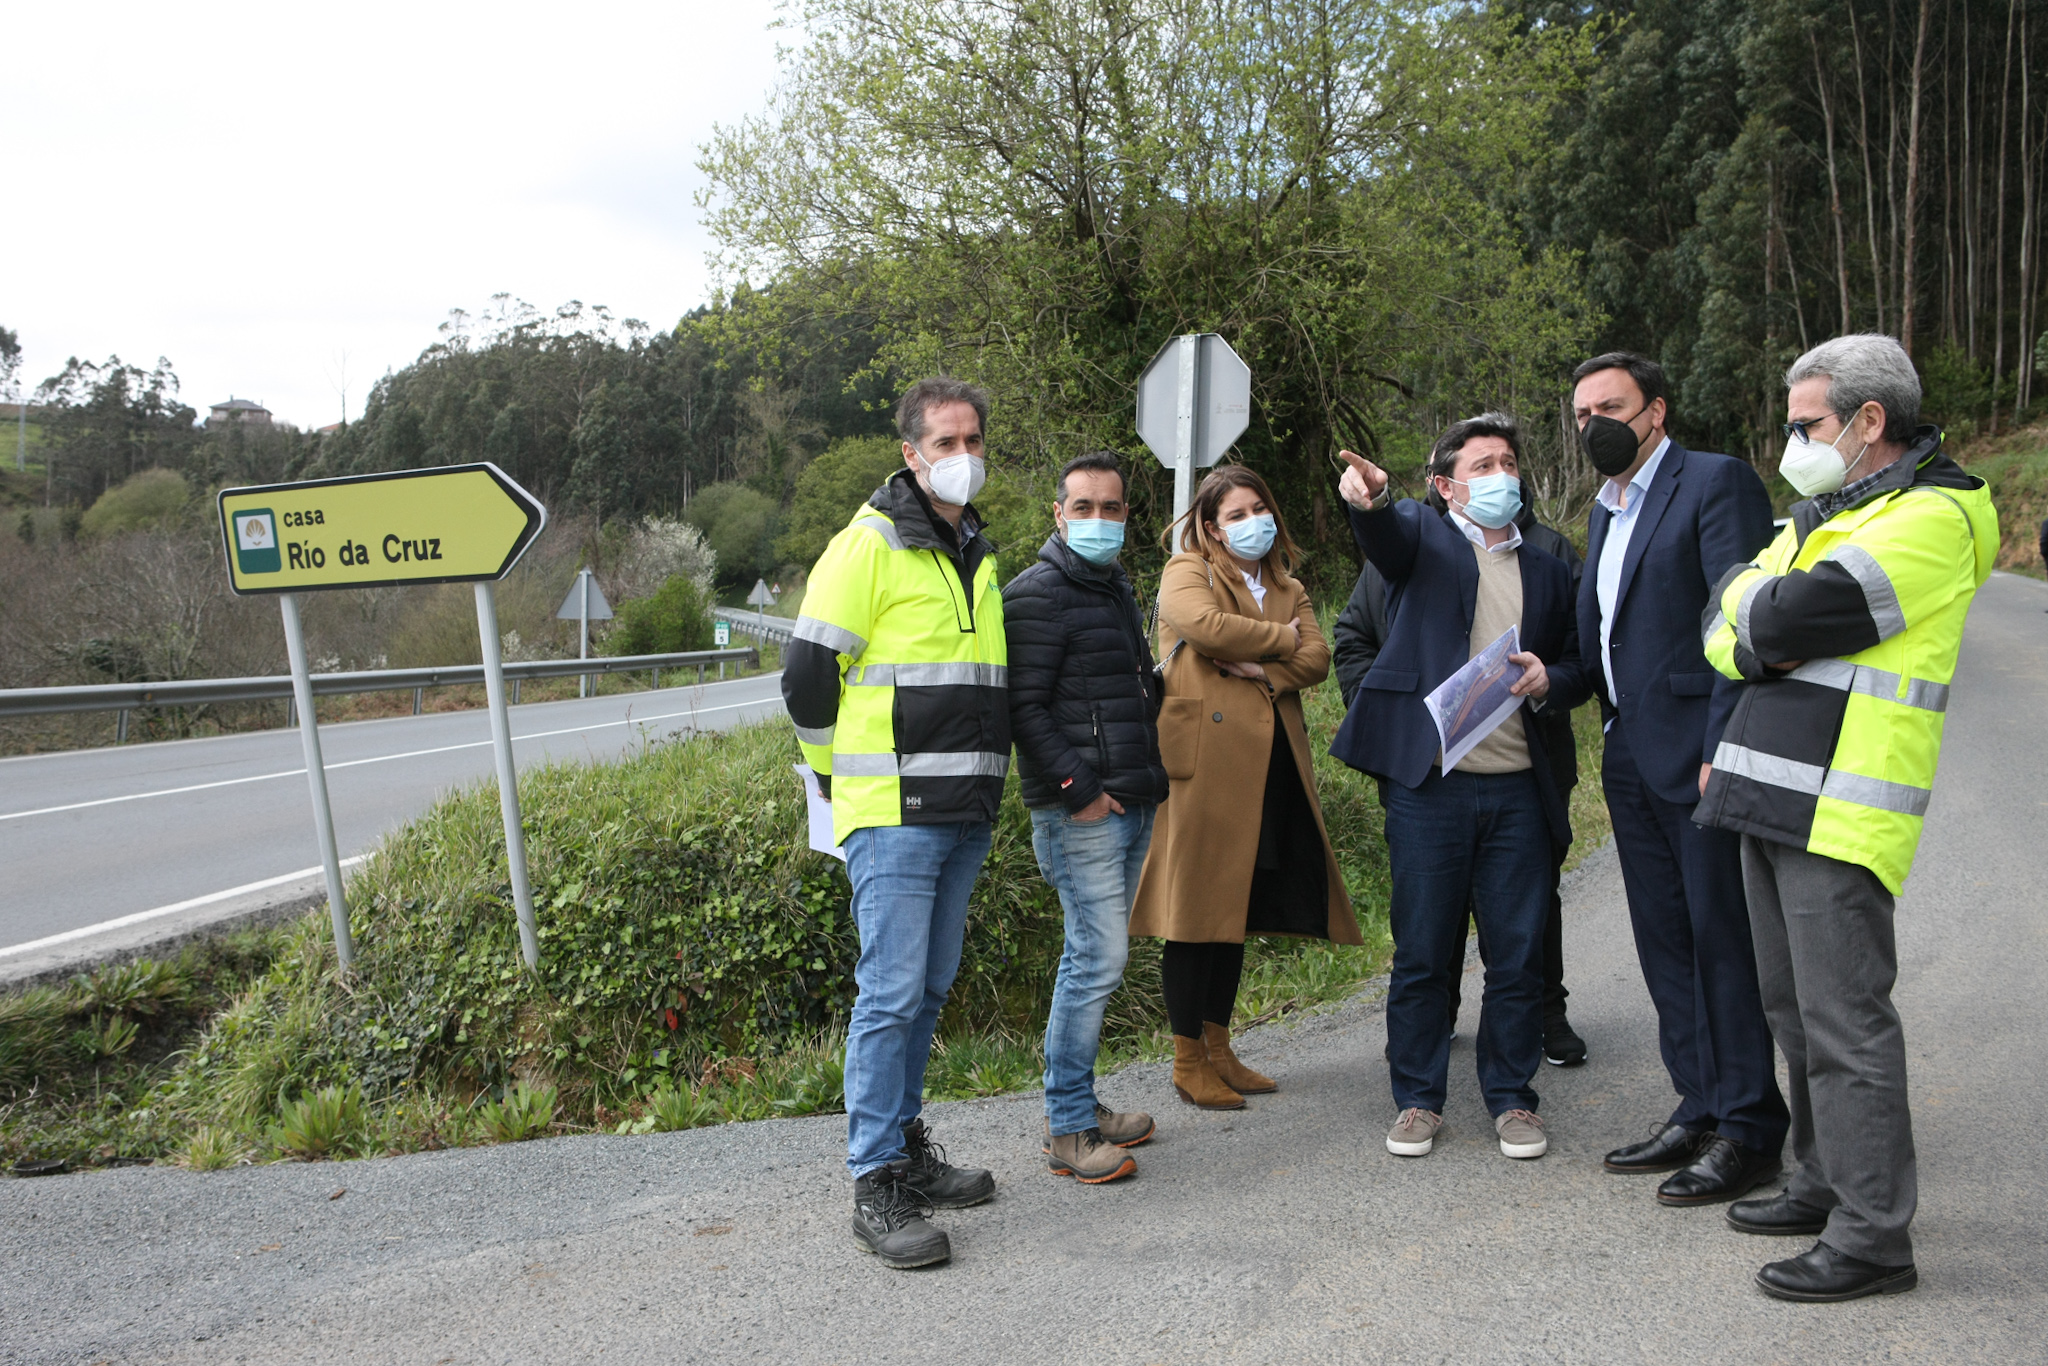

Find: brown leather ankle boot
[1203,1021,1277,1094]
[1172,1033,1244,1110]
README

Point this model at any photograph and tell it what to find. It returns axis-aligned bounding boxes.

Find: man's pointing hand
[1337,449,1388,510]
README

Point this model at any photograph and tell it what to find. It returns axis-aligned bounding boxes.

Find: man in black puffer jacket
[1004,451,1170,1186]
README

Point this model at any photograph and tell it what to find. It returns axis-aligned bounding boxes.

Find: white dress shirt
[1593,437,1671,699]
[1447,506,1523,555]
[1240,568,1268,611]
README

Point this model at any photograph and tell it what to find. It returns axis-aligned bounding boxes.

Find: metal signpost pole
[578,567,591,699]
[1172,334,1201,529]
[475,582,541,970]
[278,592,354,971]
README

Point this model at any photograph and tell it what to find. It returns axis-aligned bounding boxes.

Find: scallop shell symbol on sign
[233,509,281,574]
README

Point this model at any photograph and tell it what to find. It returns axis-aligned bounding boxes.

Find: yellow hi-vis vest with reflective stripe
[787,479,1009,846]
[1697,447,1995,892]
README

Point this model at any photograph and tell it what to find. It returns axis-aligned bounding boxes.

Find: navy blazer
[1329,498,1579,850]
[1548,440,1774,807]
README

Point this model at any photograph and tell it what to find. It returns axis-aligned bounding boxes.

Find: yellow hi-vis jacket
[781,469,1010,846]
[1696,430,1996,892]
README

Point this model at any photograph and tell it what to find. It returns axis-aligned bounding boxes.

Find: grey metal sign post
[555,569,612,699]
[1136,333,1252,531]
[278,592,354,971]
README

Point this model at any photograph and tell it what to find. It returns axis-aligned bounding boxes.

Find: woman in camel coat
[1130,465,1361,1110]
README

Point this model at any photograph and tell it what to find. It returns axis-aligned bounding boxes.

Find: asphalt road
[3,575,2045,1364]
[0,671,787,963]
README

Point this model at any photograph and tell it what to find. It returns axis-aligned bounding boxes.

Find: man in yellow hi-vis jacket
[781,377,1011,1271]
[1697,334,1997,1303]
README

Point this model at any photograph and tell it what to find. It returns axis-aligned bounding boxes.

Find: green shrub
[74,1014,139,1062]
[603,574,715,656]
[684,482,782,585]
[178,1125,247,1171]
[0,987,72,1094]
[71,959,185,1016]
[476,1082,557,1143]
[80,468,190,538]
[274,1083,367,1159]
[645,1084,719,1132]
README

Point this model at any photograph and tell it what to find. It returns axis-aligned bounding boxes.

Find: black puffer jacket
[1003,533,1170,812]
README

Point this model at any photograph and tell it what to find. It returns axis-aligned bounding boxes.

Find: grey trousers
[1741,835,1917,1266]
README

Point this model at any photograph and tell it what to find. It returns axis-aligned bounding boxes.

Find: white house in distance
[206,397,273,430]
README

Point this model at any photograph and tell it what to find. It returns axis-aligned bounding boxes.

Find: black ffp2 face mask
[1579,411,1645,478]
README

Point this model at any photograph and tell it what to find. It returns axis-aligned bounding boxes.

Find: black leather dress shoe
[1603,1122,1709,1174]
[1728,1190,1830,1236]
[1657,1134,1782,1206]
[1756,1242,1918,1302]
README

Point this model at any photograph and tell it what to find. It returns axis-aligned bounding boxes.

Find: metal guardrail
[0,646,761,722]
[715,608,796,644]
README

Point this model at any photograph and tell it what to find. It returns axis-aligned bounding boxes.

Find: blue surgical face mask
[1446,472,1522,530]
[1062,516,1125,565]
[1223,513,1278,561]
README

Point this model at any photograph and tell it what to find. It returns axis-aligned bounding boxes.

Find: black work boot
[852,1162,950,1269]
[901,1117,996,1209]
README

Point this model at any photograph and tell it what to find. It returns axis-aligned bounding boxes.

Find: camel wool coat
[1128,550,1362,946]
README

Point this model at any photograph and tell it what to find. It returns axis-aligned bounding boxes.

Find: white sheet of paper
[1423,626,1527,772]
[793,763,845,862]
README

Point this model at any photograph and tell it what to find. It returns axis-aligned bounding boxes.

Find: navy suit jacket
[1550,440,1774,807]
[1329,498,1579,850]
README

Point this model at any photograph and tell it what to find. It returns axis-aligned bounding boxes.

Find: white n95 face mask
[1780,413,1870,497]
[918,450,987,506]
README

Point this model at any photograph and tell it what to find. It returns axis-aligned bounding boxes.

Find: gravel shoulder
[5,577,2046,1366]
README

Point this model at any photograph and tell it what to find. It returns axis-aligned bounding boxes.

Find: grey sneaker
[1043,1105,1155,1153]
[1495,1109,1548,1159]
[1386,1107,1443,1157]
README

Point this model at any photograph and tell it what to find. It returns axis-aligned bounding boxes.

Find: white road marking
[0,695,786,823]
[0,858,370,960]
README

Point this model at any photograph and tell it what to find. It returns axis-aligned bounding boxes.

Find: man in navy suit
[1330,414,1577,1165]
[1561,352,1789,1207]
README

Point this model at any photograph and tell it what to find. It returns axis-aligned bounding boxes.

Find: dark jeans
[1743,835,1916,1266]
[1383,766,1550,1117]
[1605,720,1788,1152]
[1448,839,1569,1027]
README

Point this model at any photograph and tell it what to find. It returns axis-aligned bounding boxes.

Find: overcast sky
[5,0,787,429]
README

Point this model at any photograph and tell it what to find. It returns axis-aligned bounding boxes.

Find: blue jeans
[842,820,994,1177]
[1383,767,1549,1117]
[1030,803,1156,1136]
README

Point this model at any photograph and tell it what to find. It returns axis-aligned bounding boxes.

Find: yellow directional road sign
[217,463,546,595]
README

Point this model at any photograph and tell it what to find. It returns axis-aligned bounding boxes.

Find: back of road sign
[218,463,545,595]
[556,573,614,621]
[1135,334,1251,471]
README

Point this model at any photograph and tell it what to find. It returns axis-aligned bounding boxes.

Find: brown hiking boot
[1203,1022,1277,1094]
[1047,1127,1137,1184]
[1172,1034,1244,1110]
[1042,1105,1155,1154]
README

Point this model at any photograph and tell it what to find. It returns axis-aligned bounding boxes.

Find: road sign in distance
[1136,333,1251,471]
[218,463,546,595]
[556,574,614,621]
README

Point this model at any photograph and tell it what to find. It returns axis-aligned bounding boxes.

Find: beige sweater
[1453,540,1531,774]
